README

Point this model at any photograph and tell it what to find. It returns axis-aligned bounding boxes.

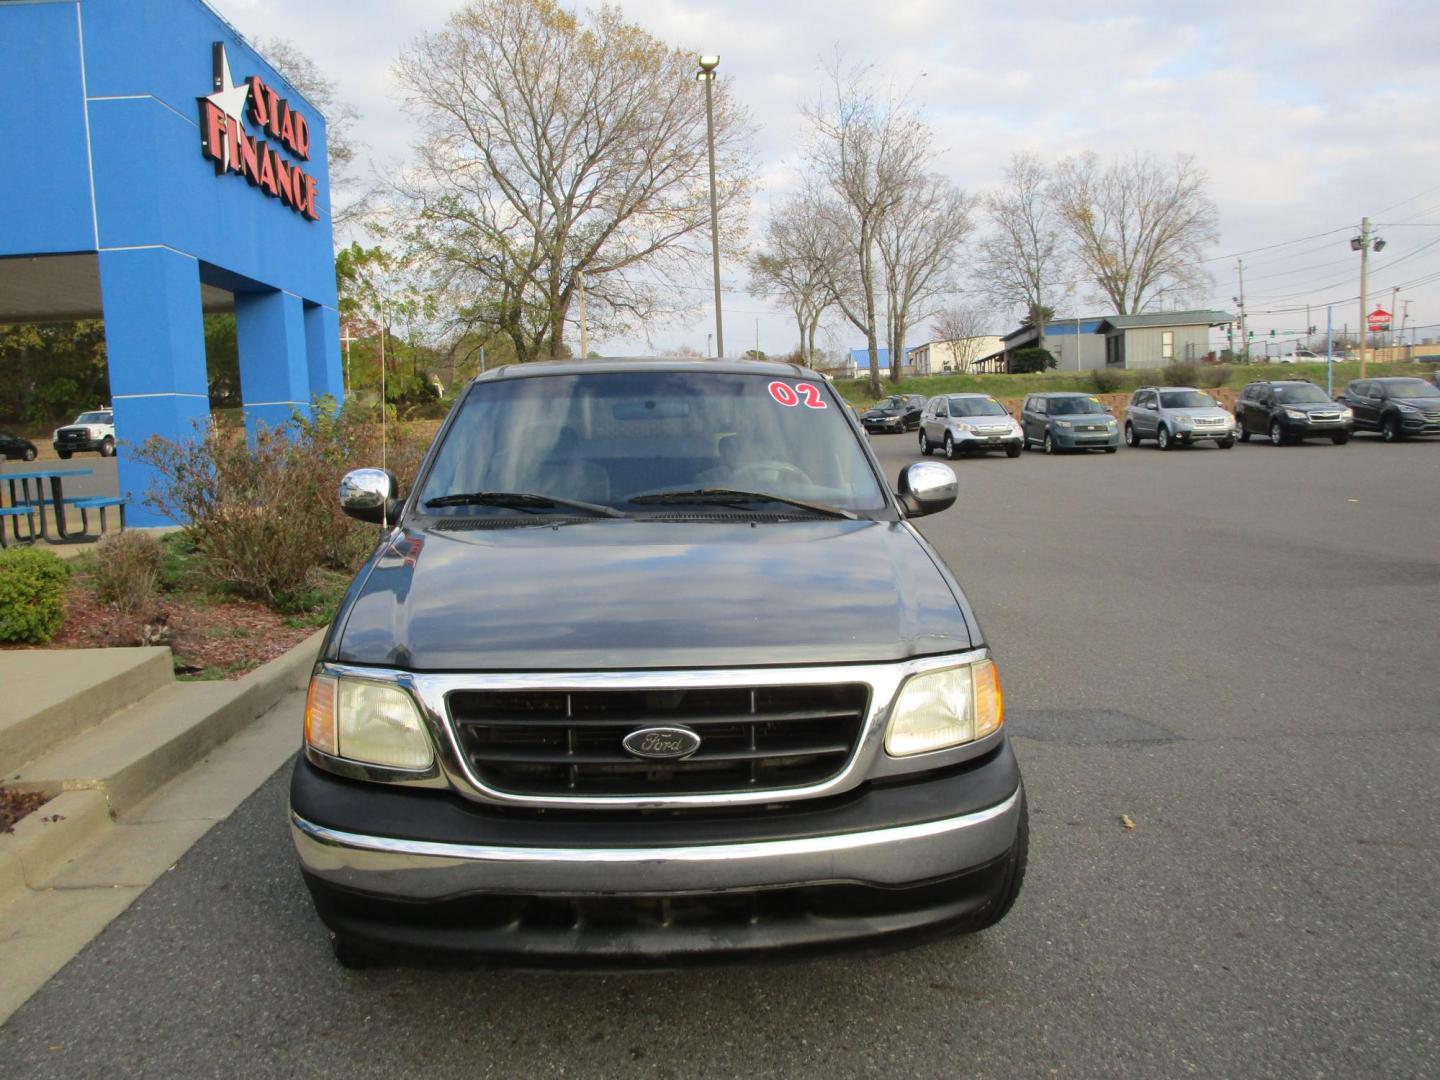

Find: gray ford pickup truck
[291,359,1027,968]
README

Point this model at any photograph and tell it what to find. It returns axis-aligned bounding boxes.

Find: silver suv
[1124,386,1235,450]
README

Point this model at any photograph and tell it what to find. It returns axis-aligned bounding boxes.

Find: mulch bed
[2,579,318,678]
[1,786,48,834]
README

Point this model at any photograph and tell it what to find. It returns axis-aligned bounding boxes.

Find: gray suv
[1124,387,1235,450]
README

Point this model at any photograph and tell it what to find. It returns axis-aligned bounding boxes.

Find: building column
[235,288,309,435]
[304,301,344,406]
[98,246,210,528]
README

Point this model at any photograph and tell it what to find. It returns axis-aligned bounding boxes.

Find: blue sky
[211,0,1440,356]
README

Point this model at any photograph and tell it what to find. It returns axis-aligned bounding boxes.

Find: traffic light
[1270,329,1276,337]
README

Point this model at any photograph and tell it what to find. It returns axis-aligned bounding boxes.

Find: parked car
[52,408,115,458]
[0,431,38,461]
[1124,386,1235,450]
[293,359,1028,968]
[1234,381,1352,445]
[860,393,927,434]
[1019,393,1120,454]
[919,394,1023,459]
[1335,377,1440,441]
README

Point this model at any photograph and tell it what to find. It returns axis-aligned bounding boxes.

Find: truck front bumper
[290,741,1024,965]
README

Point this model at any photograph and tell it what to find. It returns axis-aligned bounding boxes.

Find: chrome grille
[1193,416,1225,426]
[447,684,869,797]
[1309,411,1342,422]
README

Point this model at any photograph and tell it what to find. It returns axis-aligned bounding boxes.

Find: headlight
[1053,419,1072,429]
[1339,407,1354,419]
[885,660,1003,756]
[1284,408,1306,419]
[953,421,975,432]
[1395,403,1418,413]
[305,673,434,770]
[1174,415,1193,427]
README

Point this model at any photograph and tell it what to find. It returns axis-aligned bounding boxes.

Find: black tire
[1043,431,1056,455]
[99,437,115,457]
[1216,439,1234,450]
[1236,416,1250,442]
[1157,425,1173,451]
[1332,432,1350,445]
[944,433,957,461]
[1382,414,1403,443]
[1005,443,1021,459]
[1269,420,1287,447]
[57,449,72,460]
[919,431,932,456]
[22,447,36,462]
[1124,422,1141,447]
[1104,446,1118,453]
[955,791,1029,934]
[331,934,370,970]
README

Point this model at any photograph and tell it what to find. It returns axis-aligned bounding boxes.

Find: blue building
[0,0,342,525]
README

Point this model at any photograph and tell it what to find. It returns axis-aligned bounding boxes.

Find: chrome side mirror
[339,467,400,524]
[897,461,957,518]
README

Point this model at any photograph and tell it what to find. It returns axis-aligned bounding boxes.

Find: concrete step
[6,634,318,819]
[0,646,174,777]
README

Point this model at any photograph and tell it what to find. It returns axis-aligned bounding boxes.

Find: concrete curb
[0,629,322,914]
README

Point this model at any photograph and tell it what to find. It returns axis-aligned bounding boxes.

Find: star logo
[204,43,250,171]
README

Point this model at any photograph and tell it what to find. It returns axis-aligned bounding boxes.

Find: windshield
[1274,385,1330,404]
[418,371,887,514]
[948,397,1007,417]
[1048,397,1108,415]
[75,412,110,424]
[1386,379,1440,399]
[871,398,902,412]
[1159,391,1215,409]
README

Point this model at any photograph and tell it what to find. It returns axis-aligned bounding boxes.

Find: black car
[861,393,927,434]
[0,431,37,461]
[292,360,1027,968]
[1235,380,1353,445]
[1335,377,1440,441]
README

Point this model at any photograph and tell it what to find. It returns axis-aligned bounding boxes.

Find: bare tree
[802,62,926,396]
[1050,152,1219,314]
[393,0,754,362]
[749,197,836,365]
[973,152,1070,342]
[879,173,976,381]
[931,302,994,372]
[258,38,369,231]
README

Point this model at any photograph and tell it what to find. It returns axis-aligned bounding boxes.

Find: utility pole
[1326,306,1334,396]
[755,317,759,359]
[1235,259,1249,362]
[1389,286,1399,351]
[577,271,589,360]
[1352,217,1385,378]
[697,56,724,358]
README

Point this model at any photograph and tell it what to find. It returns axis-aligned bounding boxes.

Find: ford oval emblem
[622,726,701,760]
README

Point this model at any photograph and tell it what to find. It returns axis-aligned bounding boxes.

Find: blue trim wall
[0,0,343,525]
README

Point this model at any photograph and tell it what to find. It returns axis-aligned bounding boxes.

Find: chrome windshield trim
[316,649,992,810]
[291,787,1019,866]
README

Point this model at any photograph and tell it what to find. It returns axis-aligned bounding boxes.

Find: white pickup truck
[52,408,115,458]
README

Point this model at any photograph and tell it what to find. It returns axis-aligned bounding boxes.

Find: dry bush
[92,531,164,614]
[1162,360,1200,386]
[134,399,431,607]
[1195,363,1231,388]
[1090,368,1124,393]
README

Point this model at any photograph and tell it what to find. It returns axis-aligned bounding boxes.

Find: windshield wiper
[423,491,625,518]
[628,488,857,520]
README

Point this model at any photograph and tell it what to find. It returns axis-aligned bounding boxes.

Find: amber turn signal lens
[973,659,1003,740]
[304,674,338,756]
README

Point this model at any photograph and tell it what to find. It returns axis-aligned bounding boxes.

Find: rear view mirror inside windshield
[612,399,691,420]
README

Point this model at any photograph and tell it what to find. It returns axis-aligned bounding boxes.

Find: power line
[1198,226,1353,264]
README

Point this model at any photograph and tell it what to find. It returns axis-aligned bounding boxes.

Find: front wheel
[1269,421,1287,446]
[1005,443,1022,459]
[1216,438,1235,450]
[944,433,957,460]
[919,431,932,456]
[1332,432,1350,445]
[1124,422,1141,447]
[1382,415,1403,443]
[954,792,1029,934]
[1043,431,1056,455]
[22,447,36,462]
[1236,416,1251,442]
[1157,426,1173,451]
[99,437,115,457]
[56,449,72,460]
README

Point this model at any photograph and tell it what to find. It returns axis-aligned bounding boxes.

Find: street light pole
[698,55,724,359]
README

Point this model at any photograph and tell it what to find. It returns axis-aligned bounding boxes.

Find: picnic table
[0,466,121,545]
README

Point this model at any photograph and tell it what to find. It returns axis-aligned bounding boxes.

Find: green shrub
[1195,363,1231,388]
[133,398,429,608]
[1162,360,1200,386]
[92,531,164,614]
[1090,368,1124,393]
[1010,347,1057,374]
[0,548,71,644]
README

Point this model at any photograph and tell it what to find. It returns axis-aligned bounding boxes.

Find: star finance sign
[197,43,320,221]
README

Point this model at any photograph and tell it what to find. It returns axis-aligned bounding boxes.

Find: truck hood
[332,518,975,671]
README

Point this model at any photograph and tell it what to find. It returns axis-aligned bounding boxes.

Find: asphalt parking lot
[2,432,1436,1078]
